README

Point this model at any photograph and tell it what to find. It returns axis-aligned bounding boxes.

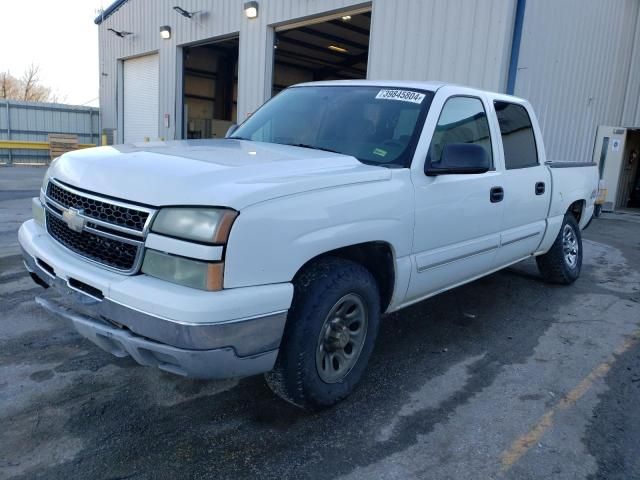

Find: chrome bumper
[22,246,287,379]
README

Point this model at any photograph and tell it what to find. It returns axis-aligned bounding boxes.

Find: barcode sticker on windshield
[375,89,426,104]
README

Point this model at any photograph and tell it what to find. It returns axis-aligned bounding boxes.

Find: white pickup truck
[19,81,598,409]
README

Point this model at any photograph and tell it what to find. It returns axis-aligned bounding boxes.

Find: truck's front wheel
[265,257,380,409]
[536,213,583,284]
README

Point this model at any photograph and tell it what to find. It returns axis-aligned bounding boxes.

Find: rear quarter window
[494,101,539,169]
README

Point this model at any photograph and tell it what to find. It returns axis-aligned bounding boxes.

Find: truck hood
[48,139,391,209]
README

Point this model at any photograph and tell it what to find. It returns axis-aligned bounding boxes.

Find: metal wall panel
[367,0,515,91]
[98,0,516,142]
[237,0,367,123]
[0,100,99,164]
[514,0,640,162]
[98,0,243,142]
[98,0,368,141]
[622,7,640,127]
[97,0,640,158]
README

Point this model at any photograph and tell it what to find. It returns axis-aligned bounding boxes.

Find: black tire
[536,213,582,284]
[265,256,381,410]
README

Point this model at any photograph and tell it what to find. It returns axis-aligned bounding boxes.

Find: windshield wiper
[281,143,341,154]
[230,138,340,155]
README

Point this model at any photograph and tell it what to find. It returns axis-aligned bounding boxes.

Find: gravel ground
[1,166,639,480]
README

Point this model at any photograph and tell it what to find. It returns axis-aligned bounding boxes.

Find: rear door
[407,89,504,302]
[491,100,551,267]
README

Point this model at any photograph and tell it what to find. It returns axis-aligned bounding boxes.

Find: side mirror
[225,124,239,138]
[425,143,490,176]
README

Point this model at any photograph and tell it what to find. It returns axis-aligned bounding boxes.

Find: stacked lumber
[48,133,80,161]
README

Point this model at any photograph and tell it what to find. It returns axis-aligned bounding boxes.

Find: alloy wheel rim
[315,293,368,384]
[562,224,579,268]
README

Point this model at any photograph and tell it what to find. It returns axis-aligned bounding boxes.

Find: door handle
[535,182,546,195]
[490,186,504,203]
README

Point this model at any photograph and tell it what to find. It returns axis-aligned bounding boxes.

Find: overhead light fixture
[328,45,348,53]
[173,6,198,18]
[244,1,259,19]
[160,25,171,39]
[341,15,352,21]
[107,28,133,38]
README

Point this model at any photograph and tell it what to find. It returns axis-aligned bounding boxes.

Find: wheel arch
[292,241,396,313]
[567,199,586,222]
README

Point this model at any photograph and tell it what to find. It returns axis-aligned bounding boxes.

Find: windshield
[231,86,434,167]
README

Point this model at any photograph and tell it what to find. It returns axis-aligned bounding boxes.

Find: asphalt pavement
[1,166,639,480]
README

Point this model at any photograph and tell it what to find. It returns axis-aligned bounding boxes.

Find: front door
[407,92,504,302]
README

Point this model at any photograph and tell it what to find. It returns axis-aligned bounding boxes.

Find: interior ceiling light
[173,6,198,18]
[244,1,259,19]
[341,15,352,21]
[160,25,171,39]
[107,28,133,38]
[328,45,349,53]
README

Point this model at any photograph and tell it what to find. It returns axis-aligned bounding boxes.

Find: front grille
[47,181,149,232]
[46,211,139,271]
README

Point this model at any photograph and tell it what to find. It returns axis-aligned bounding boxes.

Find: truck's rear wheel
[265,257,380,410]
[536,213,582,284]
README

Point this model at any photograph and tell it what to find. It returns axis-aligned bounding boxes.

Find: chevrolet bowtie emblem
[62,208,86,233]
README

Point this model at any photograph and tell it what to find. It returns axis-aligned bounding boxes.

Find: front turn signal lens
[142,249,224,291]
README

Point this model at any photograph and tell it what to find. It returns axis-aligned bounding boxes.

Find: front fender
[224,171,414,288]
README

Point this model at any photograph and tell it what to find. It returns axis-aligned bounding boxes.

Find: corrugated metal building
[96,0,640,166]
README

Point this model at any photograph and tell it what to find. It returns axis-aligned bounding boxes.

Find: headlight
[142,249,223,291]
[151,207,237,244]
[143,207,237,291]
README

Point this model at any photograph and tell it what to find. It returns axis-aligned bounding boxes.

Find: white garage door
[123,54,159,143]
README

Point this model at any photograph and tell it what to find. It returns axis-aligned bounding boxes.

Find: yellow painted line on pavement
[500,330,640,472]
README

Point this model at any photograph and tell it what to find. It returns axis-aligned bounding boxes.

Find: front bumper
[35,295,279,379]
[19,219,293,379]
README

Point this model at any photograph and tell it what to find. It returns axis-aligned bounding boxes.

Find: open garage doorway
[272,10,371,95]
[593,126,640,212]
[182,36,238,139]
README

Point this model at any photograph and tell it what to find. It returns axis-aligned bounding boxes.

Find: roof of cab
[294,79,447,92]
[292,79,528,103]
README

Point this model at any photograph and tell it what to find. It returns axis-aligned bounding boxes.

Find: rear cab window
[494,101,539,169]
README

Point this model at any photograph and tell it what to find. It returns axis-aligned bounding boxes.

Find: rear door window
[494,101,539,169]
